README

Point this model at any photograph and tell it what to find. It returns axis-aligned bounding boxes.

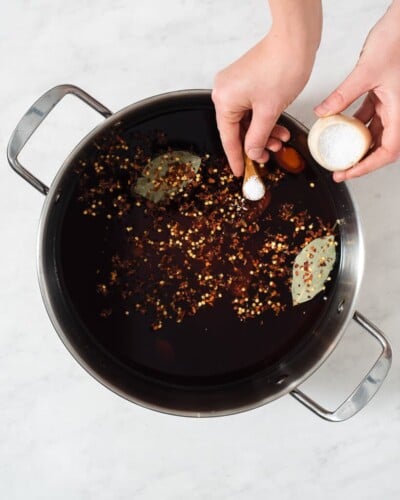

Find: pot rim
[36,89,365,417]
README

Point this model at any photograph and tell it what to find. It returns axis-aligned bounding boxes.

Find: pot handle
[7,84,112,195]
[290,311,392,422]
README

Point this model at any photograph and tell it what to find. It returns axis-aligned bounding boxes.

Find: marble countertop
[1,1,399,498]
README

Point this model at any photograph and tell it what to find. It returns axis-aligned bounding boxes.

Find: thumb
[314,65,370,116]
[244,106,278,163]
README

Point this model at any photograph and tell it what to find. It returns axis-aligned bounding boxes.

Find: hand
[314,1,400,182]
[212,33,316,176]
[212,1,322,176]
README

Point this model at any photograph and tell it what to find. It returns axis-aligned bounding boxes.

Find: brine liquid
[60,109,340,386]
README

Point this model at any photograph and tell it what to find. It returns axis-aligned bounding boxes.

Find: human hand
[314,1,400,182]
[212,1,322,176]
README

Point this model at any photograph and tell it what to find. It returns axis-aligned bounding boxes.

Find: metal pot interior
[38,91,363,416]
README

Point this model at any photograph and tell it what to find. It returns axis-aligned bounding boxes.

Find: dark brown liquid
[60,108,340,387]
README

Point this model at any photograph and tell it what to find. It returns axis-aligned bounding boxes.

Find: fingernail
[247,148,264,160]
[314,102,331,117]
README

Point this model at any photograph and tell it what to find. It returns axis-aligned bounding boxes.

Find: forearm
[377,0,400,43]
[268,0,323,51]
[388,0,400,16]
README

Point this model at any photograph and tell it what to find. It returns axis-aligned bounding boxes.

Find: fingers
[270,124,291,142]
[333,113,400,182]
[353,93,376,123]
[213,86,290,175]
[245,118,290,161]
[216,106,290,177]
[265,137,283,152]
[245,122,290,155]
[314,65,371,116]
[244,106,280,162]
[212,83,247,176]
[214,109,245,177]
[341,95,400,182]
[333,146,394,182]
[368,114,383,148]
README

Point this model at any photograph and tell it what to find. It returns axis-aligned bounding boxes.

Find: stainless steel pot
[7,84,392,421]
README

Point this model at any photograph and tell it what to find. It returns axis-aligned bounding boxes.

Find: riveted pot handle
[7,84,112,195]
[290,311,392,422]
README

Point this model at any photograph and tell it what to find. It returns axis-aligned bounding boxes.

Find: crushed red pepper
[76,131,336,331]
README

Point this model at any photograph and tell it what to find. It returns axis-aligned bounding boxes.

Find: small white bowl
[308,114,372,172]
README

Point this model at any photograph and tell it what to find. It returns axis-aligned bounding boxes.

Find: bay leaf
[291,235,336,306]
[133,150,201,203]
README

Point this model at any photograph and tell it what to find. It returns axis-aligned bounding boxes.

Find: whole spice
[133,151,201,203]
[273,146,305,174]
[291,235,336,305]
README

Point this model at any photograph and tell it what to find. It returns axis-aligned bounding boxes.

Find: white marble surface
[1,1,399,498]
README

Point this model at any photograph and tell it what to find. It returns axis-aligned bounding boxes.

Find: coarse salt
[318,123,365,170]
[242,175,266,201]
[307,114,372,172]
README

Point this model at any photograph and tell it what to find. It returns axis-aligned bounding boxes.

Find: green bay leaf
[291,235,336,306]
[133,150,201,203]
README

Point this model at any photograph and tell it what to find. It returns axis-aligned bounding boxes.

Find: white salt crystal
[242,175,265,201]
[318,123,365,169]
[308,114,372,172]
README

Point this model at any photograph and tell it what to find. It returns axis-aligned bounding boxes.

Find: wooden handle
[242,153,266,201]
[244,154,258,181]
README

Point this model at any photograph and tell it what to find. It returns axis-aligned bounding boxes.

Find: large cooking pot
[8,85,392,421]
